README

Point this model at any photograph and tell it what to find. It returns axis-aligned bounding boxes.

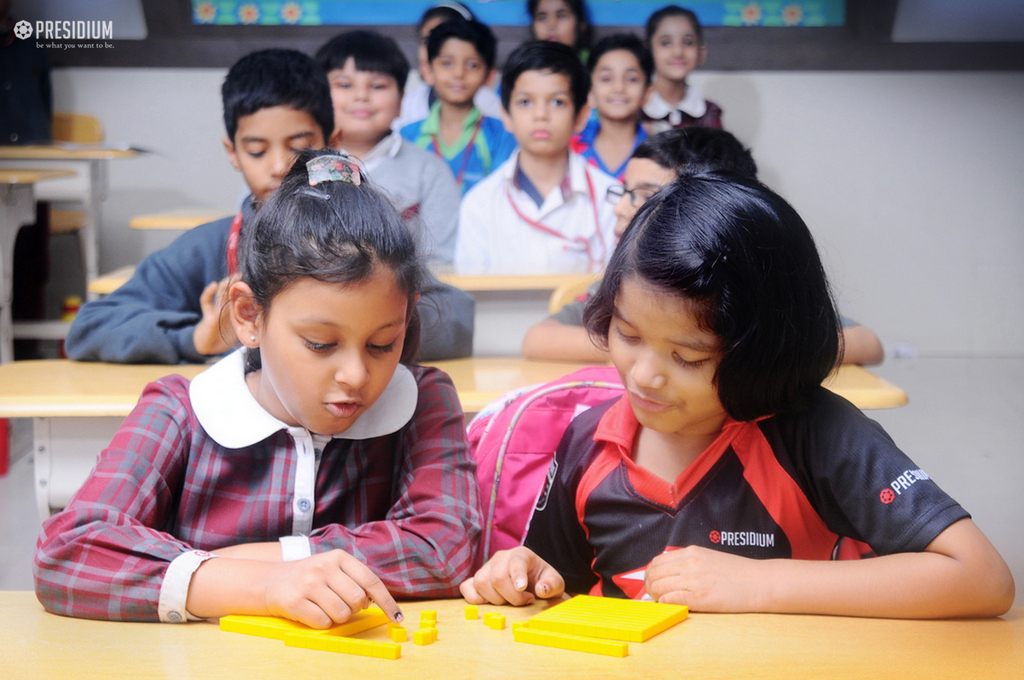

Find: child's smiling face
[650,15,705,86]
[589,48,648,124]
[326,57,402,151]
[502,70,587,160]
[237,269,410,435]
[608,275,727,442]
[428,38,489,108]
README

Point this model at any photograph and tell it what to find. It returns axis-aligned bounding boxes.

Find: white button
[297,498,311,512]
[168,611,183,622]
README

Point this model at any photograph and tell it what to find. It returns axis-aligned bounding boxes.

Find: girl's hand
[644,546,765,612]
[263,549,403,629]
[459,547,565,606]
[193,277,235,356]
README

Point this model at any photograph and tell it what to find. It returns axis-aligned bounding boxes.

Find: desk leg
[33,416,118,522]
[0,184,38,363]
[82,160,103,302]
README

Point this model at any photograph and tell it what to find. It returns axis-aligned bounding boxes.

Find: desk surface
[0,144,137,160]
[435,272,600,292]
[129,208,234,230]
[87,264,136,295]
[1,592,1019,680]
[0,358,906,418]
[0,168,76,184]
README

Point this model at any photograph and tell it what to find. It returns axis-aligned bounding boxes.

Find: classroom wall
[49,68,1024,357]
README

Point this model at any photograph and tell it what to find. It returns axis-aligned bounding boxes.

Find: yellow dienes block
[513,627,628,657]
[388,625,408,642]
[485,614,506,630]
[413,627,438,645]
[420,609,437,622]
[464,604,478,620]
[420,619,436,629]
[219,608,390,640]
[525,595,687,642]
[283,632,401,660]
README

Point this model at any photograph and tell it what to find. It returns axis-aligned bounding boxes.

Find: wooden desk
[430,273,601,356]
[129,208,233,230]
[87,264,135,296]
[0,145,138,302]
[0,168,77,363]
[1,592,1019,679]
[0,358,906,522]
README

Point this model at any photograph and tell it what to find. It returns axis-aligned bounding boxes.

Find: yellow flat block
[464,604,478,620]
[513,627,628,657]
[526,595,687,642]
[283,632,401,660]
[220,608,390,640]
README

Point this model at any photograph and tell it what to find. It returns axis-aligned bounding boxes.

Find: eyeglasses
[605,184,659,207]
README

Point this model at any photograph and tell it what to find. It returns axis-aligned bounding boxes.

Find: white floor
[2,357,1022,607]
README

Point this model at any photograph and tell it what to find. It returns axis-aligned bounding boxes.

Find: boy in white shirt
[455,41,619,274]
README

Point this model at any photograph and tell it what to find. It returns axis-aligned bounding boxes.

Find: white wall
[51,68,1024,357]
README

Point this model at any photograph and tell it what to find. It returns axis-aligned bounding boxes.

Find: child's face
[238,270,410,436]
[589,49,648,124]
[326,58,402,149]
[608,275,726,442]
[428,38,489,108]
[531,0,578,48]
[650,16,705,85]
[613,158,676,237]
[502,70,587,160]
[223,105,326,204]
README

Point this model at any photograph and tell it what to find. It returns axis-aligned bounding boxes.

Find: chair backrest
[52,112,103,144]
[548,274,601,315]
[467,365,624,562]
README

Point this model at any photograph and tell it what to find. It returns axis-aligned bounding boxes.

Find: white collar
[502,150,592,196]
[357,131,403,172]
[642,84,708,121]
[189,350,418,448]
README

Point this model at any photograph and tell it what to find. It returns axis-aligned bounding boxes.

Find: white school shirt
[455,150,619,275]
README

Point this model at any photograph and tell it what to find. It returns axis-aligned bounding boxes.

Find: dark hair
[501,40,590,113]
[222,49,333,143]
[645,5,704,45]
[315,30,410,96]
[584,173,841,420]
[238,149,424,371]
[587,33,654,86]
[527,0,594,52]
[418,1,475,32]
[427,18,498,72]
[634,127,757,178]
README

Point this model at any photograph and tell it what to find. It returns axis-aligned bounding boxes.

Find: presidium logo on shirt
[880,468,931,504]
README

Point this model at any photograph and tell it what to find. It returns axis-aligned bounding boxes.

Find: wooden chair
[547,274,601,315]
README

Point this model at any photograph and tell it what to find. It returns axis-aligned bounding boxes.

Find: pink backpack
[468,366,625,562]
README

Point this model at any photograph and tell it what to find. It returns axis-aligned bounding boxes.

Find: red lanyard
[432,115,484,190]
[226,210,244,275]
[505,168,605,269]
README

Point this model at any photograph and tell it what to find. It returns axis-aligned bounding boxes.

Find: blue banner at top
[191,1,845,27]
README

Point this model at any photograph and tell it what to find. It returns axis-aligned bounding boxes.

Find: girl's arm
[645,518,1014,618]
